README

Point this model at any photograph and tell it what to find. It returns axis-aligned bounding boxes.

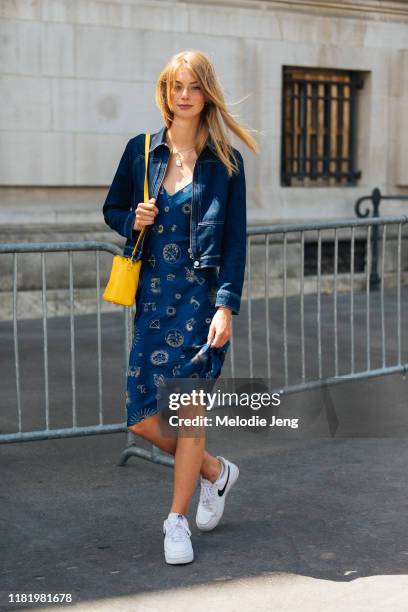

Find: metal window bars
[281,68,363,186]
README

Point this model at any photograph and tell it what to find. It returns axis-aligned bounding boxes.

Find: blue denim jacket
[102,125,247,315]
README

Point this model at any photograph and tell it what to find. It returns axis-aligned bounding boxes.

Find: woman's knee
[128,422,148,438]
[127,414,157,438]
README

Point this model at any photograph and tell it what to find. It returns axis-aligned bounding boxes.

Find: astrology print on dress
[126,181,230,426]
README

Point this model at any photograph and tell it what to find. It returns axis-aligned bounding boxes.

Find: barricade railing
[0,242,130,442]
[355,187,408,289]
[242,215,408,395]
[1,216,407,466]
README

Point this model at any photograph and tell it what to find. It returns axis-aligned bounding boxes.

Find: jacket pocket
[196,223,222,262]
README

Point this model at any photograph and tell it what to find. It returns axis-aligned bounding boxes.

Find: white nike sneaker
[163,512,194,564]
[195,455,239,532]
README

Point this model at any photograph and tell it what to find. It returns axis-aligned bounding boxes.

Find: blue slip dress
[126,180,230,426]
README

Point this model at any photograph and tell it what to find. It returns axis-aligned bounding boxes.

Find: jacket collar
[149,125,215,156]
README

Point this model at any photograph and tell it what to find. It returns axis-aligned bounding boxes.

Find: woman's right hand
[133,198,159,231]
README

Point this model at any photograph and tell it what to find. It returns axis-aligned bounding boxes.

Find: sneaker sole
[196,463,239,532]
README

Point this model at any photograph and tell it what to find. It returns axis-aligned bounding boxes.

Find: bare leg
[170,424,206,515]
[170,398,207,515]
[128,412,222,482]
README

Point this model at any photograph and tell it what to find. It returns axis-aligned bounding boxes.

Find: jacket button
[193,260,200,267]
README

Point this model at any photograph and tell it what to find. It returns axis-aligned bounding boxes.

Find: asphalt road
[1,289,408,611]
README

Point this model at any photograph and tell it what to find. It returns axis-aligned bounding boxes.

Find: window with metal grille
[281,67,363,187]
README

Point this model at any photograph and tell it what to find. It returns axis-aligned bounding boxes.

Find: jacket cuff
[215,289,241,315]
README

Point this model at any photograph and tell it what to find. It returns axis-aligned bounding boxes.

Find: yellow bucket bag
[102,133,151,307]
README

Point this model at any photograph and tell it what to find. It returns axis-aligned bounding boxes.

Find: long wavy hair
[154,50,259,177]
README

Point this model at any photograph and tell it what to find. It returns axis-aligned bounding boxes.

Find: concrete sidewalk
[18,574,408,611]
[2,372,408,611]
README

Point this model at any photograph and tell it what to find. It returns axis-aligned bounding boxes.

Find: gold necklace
[174,148,194,167]
[166,138,196,167]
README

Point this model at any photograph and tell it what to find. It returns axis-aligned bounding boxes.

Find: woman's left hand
[207,306,232,348]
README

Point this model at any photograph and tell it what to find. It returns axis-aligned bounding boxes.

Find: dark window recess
[304,239,366,276]
[281,66,363,186]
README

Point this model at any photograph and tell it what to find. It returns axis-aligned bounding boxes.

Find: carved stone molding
[192,0,408,22]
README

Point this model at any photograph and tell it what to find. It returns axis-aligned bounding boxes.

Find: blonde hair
[154,50,259,177]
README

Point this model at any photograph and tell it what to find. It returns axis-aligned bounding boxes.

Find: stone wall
[1,0,408,225]
[1,0,408,316]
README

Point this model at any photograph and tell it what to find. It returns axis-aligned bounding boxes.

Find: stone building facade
[1,0,407,316]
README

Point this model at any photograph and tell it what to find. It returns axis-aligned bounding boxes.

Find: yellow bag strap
[130,132,150,261]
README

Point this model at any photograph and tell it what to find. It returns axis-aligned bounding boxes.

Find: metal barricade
[355,187,408,289]
[0,242,129,441]
[243,215,408,396]
[0,241,173,466]
[1,215,407,465]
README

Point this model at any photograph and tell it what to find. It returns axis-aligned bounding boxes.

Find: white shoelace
[165,517,191,541]
[200,478,219,507]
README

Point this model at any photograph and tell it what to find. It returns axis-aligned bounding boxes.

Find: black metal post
[370,188,381,290]
[355,188,382,290]
[355,188,408,290]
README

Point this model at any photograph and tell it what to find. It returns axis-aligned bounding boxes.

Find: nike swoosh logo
[218,465,230,496]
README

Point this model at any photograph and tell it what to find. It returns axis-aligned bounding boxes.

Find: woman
[103,50,258,564]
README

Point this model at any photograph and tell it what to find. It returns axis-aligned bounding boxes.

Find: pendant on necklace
[175,159,182,167]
